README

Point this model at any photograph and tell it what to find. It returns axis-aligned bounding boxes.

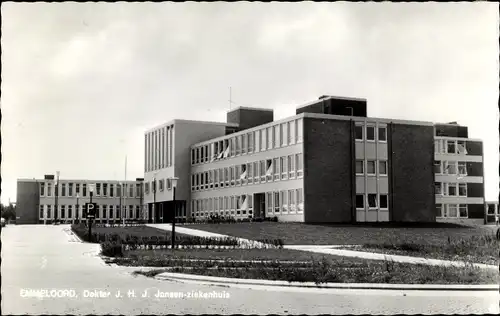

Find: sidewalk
[148,224,498,270]
[146,224,268,248]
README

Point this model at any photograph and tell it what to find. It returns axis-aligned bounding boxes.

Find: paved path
[2,225,498,315]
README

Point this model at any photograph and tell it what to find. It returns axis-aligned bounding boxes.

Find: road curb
[155,272,500,292]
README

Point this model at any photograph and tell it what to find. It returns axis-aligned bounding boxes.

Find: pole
[76,196,79,224]
[153,178,156,224]
[89,192,93,242]
[119,183,122,225]
[54,174,59,224]
[171,186,176,250]
[124,156,127,225]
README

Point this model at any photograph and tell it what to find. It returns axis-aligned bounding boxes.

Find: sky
[2,2,499,204]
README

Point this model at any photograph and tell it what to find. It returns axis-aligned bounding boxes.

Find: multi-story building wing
[188,96,437,223]
[433,123,486,225]
[143,119,239,223]
[16,175,144,224]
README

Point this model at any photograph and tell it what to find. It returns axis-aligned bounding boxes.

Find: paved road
[1,225,498,315]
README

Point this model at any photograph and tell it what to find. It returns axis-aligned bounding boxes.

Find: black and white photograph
[1,2,499,315]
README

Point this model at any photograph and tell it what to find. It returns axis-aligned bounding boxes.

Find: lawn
[128,248,499,285]
[183,222,497,246]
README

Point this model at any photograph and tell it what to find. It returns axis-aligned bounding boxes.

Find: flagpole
[123,155,127,225]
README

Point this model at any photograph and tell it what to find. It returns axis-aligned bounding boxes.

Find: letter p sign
[85,203,97,218]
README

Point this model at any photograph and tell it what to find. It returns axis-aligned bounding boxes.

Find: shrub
[101,242,124,257]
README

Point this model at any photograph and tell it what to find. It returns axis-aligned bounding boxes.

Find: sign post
[85,202,97,242]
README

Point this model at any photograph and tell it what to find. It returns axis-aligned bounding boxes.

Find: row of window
[191,154,304,192]
[436,203,468,218]
[40,182,143,198]
[191,119,303,165]
[144,178,174,195]
[355,124,387,142]
[39,204,142,219]
[145,125,174,172]
[433,161,467,175]
[356,160,388,176]
[355,193,389,210]
[435,182,467,197]
[435,139,468,155]
[192,189,304,218]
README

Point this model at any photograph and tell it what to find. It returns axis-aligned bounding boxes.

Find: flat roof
[434,135,482,142]
[191,112,437,147]
[227,106,274,113]
[145,119,239,134]
[296,95,367,110]
[17,178,142,183]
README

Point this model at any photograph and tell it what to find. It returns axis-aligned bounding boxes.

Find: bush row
[134,256,498,285]
[181,216,279,225]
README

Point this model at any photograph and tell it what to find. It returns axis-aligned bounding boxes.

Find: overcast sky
[2,2,499,204]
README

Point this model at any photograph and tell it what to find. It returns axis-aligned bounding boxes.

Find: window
[281,191,288,213]
[355,125,363,140]
[274,192,280,213]
[83,184,87,197]
[61,205,66,219]
[447,140,456,154]
[129,185,134,197]
[289,121,295,144]
[242,134,247,154]
[280,157,287,180]
[435,182,442,195]
[296,188,303,212]
[47,183,52,197]
[191,149,196,165]
[159,179,164,191]
[356,160,364,174]
[145,183,149,194]
[297,119,303,143]
[378,126,387,142]
[458,183,467,196]
[296,154,303,177]
[458,162,467,175]
[254,130,260,152]
[115,206,120,219]
[68,183,73,197]
[102,205,107,219]
[96,183,100,196]
[225,167,230,185]
[273,158,280,180]
[110,184,114,197]
[253,162,259,182]
[448,183,457,196]
[273,124,281,148]
[445,161,457,175]
[367,161,376,175]
[457,141,467,154]
[266,192,273,215]
[379,194,388,209]
[487,204,496,215]
[289,190,295,212]
[287,155,295,178]
[287,121,292,144]
[459,204,468,218]
[435,204,443,217]
[260,160,266,181]
[129,205,134,219]
[68,205,73,219]
[378,161,387,175]
[247,164,253,184]
[102,183,108,197]
[267,127,273,149]
[356,195,364,209]
[229,138,235,157]
[40,205,44,219]
[266,159,273,181]
[136,205,141,219]
[434,161,442,174]
[281,123,288,146]
[230,167,235,186]
[61,184,66,197]
[248,133,254,153]
[40,183,45,196]
[448,204,458,217]
[47,205,52,219]
[258,129,264,152]
[366,126,375,141]
[368,194,377,208]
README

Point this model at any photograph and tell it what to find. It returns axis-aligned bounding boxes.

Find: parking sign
[84,203,97,218]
